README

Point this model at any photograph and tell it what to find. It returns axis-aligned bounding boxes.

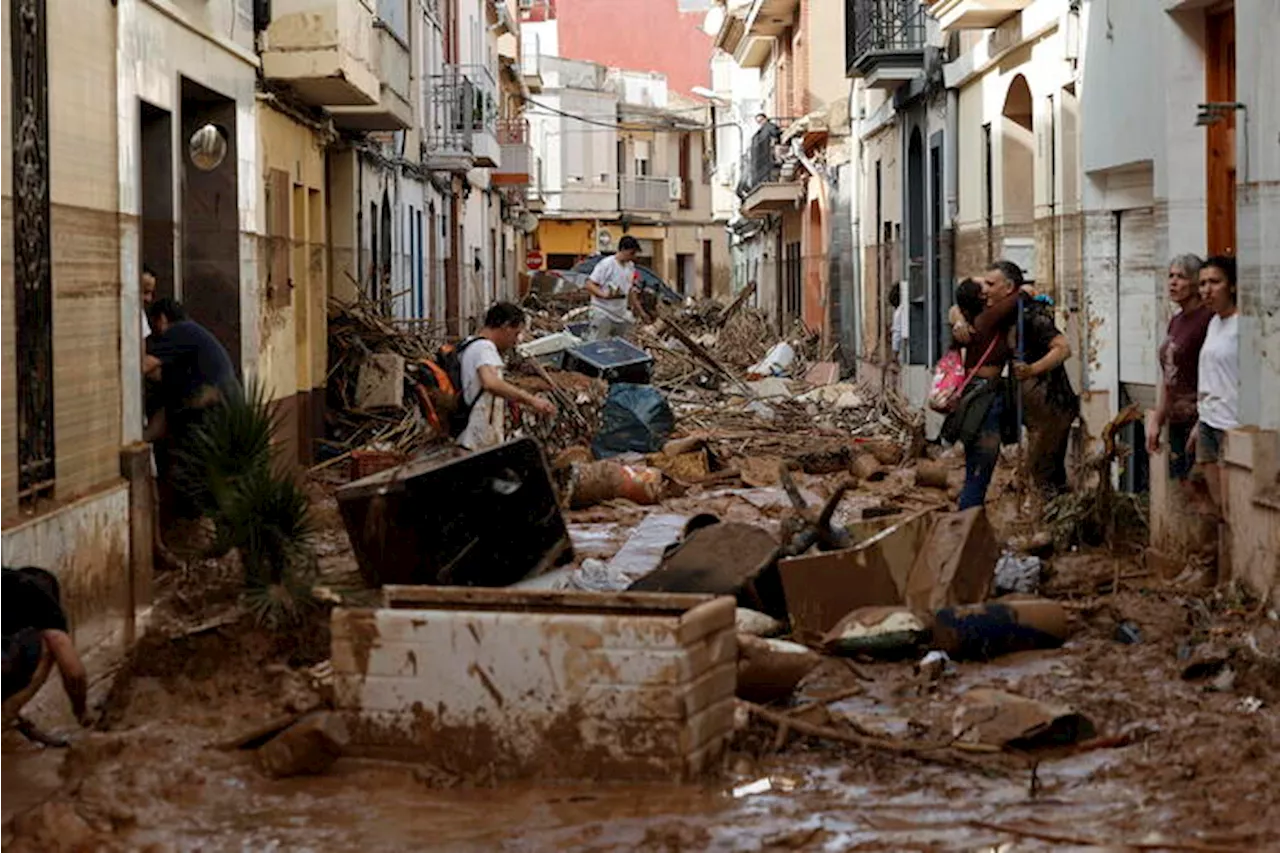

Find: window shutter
[267,168,291,307]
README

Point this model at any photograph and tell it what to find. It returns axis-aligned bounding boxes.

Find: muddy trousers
[1026,414,1073,500]
[958,393,1004,511]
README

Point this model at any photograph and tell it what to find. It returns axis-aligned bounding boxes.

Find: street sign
[525,250,544,270]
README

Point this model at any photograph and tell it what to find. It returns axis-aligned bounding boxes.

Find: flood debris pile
[323,296,447,466]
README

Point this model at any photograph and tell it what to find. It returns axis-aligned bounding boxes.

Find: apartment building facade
[523,57,728,299]
[712,0,853,344]
[1074,0,1278,601]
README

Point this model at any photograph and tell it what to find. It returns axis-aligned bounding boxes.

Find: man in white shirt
[458,302,557,451]
[586,235,644,341]
[890,283,907,363]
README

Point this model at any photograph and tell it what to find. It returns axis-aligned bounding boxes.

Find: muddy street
[5,470,1278,852]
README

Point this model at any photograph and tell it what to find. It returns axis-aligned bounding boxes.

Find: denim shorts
[1168,421,1195,480]
[1196,422,1226,465]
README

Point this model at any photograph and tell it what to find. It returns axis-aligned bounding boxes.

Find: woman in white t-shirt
[1189,255,1239,519]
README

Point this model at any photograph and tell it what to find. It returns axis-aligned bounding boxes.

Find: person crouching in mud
[942,262,1033,509]
[3,567,90,746]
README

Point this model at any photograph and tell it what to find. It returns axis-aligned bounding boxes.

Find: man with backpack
[453,302,556,451]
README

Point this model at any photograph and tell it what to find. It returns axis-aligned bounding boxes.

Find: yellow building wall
[536,218,598,259]
[257,105,328,464]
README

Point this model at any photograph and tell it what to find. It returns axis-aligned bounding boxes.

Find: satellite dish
[517,212,539,234]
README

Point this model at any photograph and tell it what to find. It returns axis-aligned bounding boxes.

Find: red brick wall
[552,0,713,96]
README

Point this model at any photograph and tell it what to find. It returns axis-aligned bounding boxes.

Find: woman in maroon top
[942,261,1029,509]
[1146,254,1213,482]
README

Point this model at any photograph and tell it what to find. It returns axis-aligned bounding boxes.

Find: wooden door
[1205,6,1236,255]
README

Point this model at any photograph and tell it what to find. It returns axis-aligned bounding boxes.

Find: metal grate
[11,0,55,504]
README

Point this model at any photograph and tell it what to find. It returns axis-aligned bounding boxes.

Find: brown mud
[4,472,1279,852]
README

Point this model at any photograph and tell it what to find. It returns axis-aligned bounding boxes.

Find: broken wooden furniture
[336,438,572,588]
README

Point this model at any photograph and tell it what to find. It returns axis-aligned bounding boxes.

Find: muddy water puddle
[6,717,1165,853]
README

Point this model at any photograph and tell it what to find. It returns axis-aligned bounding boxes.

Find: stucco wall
[115,0,261,386]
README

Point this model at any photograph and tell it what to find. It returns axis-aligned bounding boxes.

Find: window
[12,0,55,504]
[633,139,651,177]
[378,0,410,42]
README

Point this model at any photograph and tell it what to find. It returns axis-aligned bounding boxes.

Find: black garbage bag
[591,383,675,458]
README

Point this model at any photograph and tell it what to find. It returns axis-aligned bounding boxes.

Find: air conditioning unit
[668,178,683,202]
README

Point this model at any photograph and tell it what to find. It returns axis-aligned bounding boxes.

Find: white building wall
[115,0,261,424]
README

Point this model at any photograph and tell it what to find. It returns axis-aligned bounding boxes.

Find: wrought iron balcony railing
[846,0,927,74]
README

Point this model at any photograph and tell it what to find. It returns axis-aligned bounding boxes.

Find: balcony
[846,0,927,89]
[522,33,544,93]
[734,0,801,69]
[736,133,803,218]
[620,176,676,215]
[329,21,413,130]
[493,119,531,185]
[260,0,381,107]
[926,0,1033,31]
[424,65,501,172]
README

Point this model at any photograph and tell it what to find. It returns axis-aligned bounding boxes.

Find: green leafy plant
[174,379,317,629]
[174,379,279,527]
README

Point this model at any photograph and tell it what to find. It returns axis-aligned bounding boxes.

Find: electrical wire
[520,93,715,131]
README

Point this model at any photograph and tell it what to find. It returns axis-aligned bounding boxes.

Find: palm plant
[173,379,317,628]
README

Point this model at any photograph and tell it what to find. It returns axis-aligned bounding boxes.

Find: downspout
[850,90,864,364]
[946,86,959,302]
[356,152,364,299]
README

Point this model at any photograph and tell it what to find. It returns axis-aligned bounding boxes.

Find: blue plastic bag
[591,383,675,458]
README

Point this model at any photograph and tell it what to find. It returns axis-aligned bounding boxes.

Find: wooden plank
[381,585,715,615]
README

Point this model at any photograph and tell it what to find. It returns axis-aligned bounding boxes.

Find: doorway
[180,77,240,372]
[702,239,713,299]
[140,102,174,301]
[906,128,926,366]
[676,253,693,295]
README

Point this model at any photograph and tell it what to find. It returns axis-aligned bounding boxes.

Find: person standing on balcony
[586,235,644,341]
[755,112,781,146]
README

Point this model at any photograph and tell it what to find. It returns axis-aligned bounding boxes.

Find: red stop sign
[525,250,544,270]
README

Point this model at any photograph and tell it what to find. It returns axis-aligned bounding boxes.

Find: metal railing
[848,0,926,67]
[425,64,499,158]
[496,118,530,179]
[736,124,783,197]
[620,175,673,213]
[521,32,542,78]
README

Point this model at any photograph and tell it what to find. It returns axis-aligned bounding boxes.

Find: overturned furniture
[336,438,572,587]
[332,587,737,781]
[778,506,999,643]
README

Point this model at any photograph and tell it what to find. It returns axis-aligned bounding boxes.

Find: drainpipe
[850,92,864,365]
[356,151,364,299]
[946,86,959,291]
